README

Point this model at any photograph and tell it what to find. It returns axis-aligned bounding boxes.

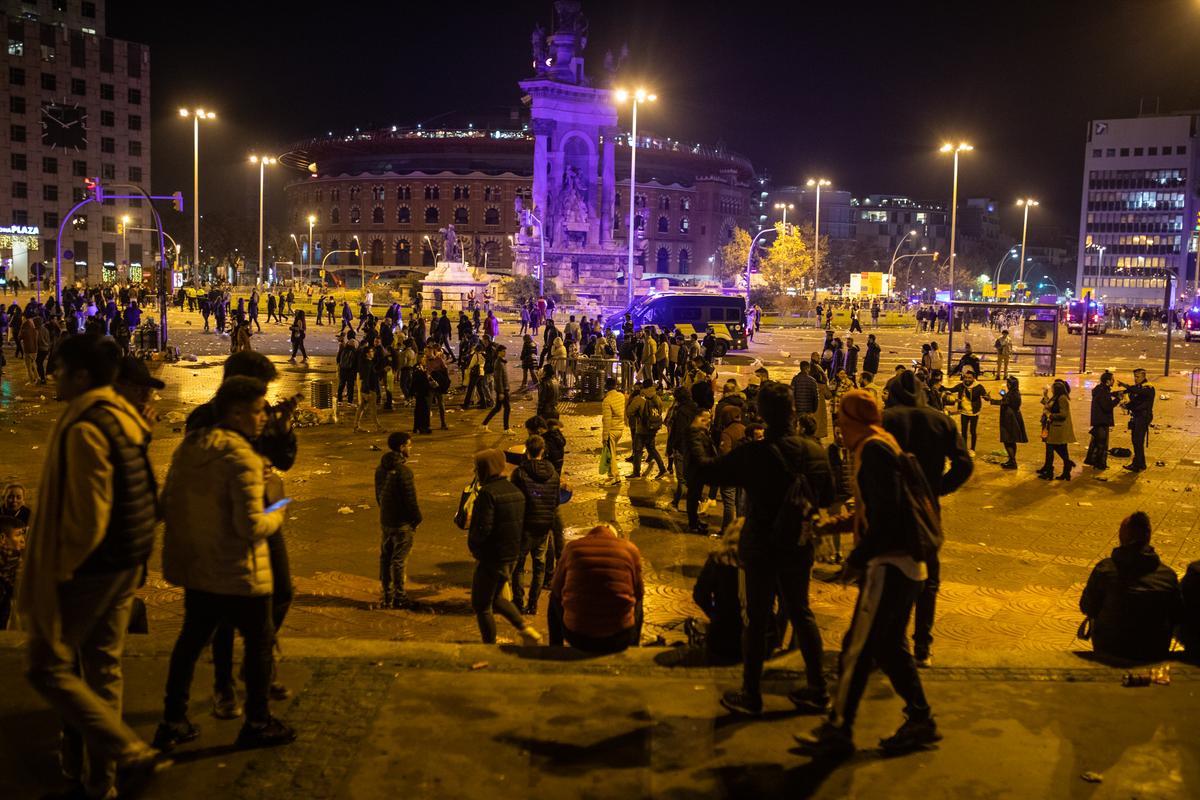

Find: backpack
[640,398,664,432]
[768,443,819,548]
[870,436,943,561]
[338,345,356,370]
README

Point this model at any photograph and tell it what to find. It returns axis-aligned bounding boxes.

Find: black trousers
[832,563,929,730]
[482,394,510,428]
[212,532,292,691]
[959,415,978,450]
[912,550,939,658]
[337,368,356,402]
[632,432,665,476]
[1041,443,1070,471]
[742,549,825,698]
[1130,421,1150,468]
[164,590,274,724]
[380,525,415,599]
[548,595,641,654]
[471,560,524,643]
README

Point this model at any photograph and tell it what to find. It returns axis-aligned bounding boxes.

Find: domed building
[281,2,753,305]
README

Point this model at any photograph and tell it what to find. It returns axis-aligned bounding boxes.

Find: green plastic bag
[598,442,611,476]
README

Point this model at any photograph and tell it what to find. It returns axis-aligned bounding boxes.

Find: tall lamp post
[249,154,277,286]
[307,214,316,284]
[939,142,973,318]
[887,229,919,282]
[352,234,363,292]
[615,87,657,308]
[119,214,130,272]
[774,202,794,228]
[179,108,216,281]
[806,178,830,299]
[1016,197,1039,299]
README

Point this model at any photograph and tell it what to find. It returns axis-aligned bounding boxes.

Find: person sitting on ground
[690,524,744,664]
[1182,560,1200,662]
[548,523,644,654]
[1,482,31,526]
[1079,511,1182,662]
[949,342,980,378]
[0,514,27,629]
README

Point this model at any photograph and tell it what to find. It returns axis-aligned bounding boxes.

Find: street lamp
[120,214,131,270]
[992,247,1019,295]
[352,234,363,293]
[249,154,277,286]
[773,202,794,228]
[615,87,657,308]
[1016,197,1039,297]
[887,229,919,282]
[179,107,217,281]
[307,214,316,284]
[939,142,973,306]
[806,178,831,299]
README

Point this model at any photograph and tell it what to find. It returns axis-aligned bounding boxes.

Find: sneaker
[915,651,933,669]
[504,427,520,434]
[879,714,942,753]
[211,686,243,719]
[479,424,492,432]
[114,745,171,795]
[151,719,200,752]
[719,689,763,716]
[235,716,297,749]
[967,449,976,458]
[519,626,543,646]
[787,686,830,714]
[794,720,855,759]
[391,593,413,610]
[268,682,293,701]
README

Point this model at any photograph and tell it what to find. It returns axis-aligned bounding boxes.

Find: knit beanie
[474,448,506,480]
[836,389,888,451]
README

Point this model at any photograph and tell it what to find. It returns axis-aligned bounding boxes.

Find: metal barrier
[571,357,635,400]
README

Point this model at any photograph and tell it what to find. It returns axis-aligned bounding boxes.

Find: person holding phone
[989,375,1027,469]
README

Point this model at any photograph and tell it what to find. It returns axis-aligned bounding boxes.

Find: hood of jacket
[380,450,406,471]
[1110,544,1163,577]
[888,371,923,408]
[518,457,558,483]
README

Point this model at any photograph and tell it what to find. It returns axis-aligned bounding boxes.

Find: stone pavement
[1,633,1197,799]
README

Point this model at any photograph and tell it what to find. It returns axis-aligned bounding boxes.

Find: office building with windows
[1,0,150,287]
[1076,114,1197,306]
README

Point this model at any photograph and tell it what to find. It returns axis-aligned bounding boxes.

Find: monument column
[531,118,555,239]
[600,125,617,245]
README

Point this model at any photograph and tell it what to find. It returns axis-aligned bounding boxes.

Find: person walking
[480,344,514,433]
[375,432,421,609]
[626,379,667,479]
[1038,379,1076,481]
[1084,371,1121,472]
[1122,368,1154,472]
[881,371,973,668]
[355,340,381,433]
[945,369,990,457]
[991,375,1027,469]
[21,334,165,798]
[509,435,561,614]
[288,310,307,365]
[863,334,881,377]
[691,382,834,716]
[155,376,296,752]
[468,449,542,645]
[601,377,626,485]
[800,390,940,758]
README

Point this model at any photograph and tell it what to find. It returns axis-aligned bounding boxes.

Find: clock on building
[41,102,88,151]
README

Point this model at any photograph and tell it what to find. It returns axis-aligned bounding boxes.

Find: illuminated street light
[806,178,831,299]
[939,142,973,303]
[307,214,317,283]
[120,214,131,267]
[249,155,277,285]
[1016,198,1040,296]
[180,108,217,279]
[773,202,794,228]
[615,87,657,307]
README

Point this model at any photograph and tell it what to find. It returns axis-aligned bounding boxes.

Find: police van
[607,290,748,356]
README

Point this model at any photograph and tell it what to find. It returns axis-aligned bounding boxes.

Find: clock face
[41,103,88,151]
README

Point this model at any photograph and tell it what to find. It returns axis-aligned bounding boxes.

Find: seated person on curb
[548,523,644,654]
[1079,511,1182,662]
[689,525,744,664]
[1181,560,1200,662]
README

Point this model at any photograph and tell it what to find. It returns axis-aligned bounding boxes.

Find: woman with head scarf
[990,375,1027,469]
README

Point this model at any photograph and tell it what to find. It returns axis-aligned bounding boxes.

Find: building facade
[0,0,151,288]
[1076,114,1198,306]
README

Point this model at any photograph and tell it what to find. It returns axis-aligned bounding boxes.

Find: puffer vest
[71,402,160,574]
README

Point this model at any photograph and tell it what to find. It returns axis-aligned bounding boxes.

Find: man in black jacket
[375,432,422,609]
[692,382,834,717]
[1080,512,1181,661]
[509,436,561,614]
[1122,368,1154,472]
[1084,371,1121,471]
[801,390,939,758]
[882,370,972,668]
[468,449,541,645]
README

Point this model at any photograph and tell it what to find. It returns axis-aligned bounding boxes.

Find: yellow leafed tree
[760,222,813,294]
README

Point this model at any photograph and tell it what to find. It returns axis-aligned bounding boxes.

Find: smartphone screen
[264,498,292,514]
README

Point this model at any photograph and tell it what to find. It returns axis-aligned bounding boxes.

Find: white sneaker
[479,424,492,432]
[519,626,543,646]
[968,449,976,458]
[504,427,520,435]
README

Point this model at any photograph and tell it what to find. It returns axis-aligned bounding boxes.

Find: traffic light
[84,176,103,203]
[172,191,184,212]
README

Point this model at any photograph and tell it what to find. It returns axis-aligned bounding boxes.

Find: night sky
[109,0,1200,244]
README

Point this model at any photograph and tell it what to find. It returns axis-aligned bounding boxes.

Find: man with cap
[799,389,940,758]
[1122,368,1154,472]
[114,356,166,424]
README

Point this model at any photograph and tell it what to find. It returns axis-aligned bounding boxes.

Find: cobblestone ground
[1,300,1199,654]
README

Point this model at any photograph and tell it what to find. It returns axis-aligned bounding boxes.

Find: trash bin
[135,323,160,353]
[310,379,337,422]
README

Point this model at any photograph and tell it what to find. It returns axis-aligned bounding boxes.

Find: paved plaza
[2,299,1199,798]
